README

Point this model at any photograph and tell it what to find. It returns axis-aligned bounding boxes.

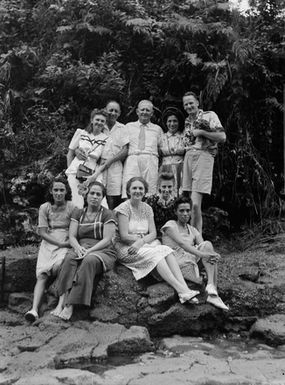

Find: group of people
[24,93,228,323]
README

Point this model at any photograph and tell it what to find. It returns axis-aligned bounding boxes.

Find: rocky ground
[0,233,285,384]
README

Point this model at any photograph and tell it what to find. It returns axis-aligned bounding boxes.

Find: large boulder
[250,314,285,346]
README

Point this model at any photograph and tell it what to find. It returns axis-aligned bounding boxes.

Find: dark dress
[56,206,116,307]
[144,195,176,239]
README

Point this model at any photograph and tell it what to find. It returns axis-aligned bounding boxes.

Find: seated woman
[161,196,228,310]
[25,177,74,322]
[159,107,185,196]
[65,109,108,208]
[52,181,116,320]
[145,172,176,239]
[114,176,200,304]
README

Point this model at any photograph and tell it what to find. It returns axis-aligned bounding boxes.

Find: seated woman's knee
[199,240,213,251]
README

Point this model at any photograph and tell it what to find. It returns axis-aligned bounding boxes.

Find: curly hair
[45,176,72,203]
[173,195,192,211]
[86,108,108,133]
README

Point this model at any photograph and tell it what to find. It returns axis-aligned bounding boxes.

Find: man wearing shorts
[182,92,226,233]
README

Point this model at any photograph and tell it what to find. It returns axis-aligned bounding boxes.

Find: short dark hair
[183,91,199,101]
[46,176,72,203]
[161,107,185,133]
[83,181,106,207]
[158,172,175,186]
[173,195,192,211]
[126,177,149,198]
[86,108,108,133]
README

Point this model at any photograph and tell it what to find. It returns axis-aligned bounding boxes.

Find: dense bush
[0,0,284,234]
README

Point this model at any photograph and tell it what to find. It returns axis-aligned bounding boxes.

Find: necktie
[138,124,146,150]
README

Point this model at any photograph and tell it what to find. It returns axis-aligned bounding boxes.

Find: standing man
[122,100,162,198]
[182,92,226,233]
[86,101,129,209]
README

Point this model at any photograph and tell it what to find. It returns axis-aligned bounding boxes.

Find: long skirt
[36,229,69,278]
[114,239,173,280]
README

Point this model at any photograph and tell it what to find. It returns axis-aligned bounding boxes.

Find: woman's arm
[85,223,116,254]
[67,149,76,167]
[69,220,87,258]
[128,215,157,254]
[38,228,70,248]
[164,225,217,259]
[117,213,140,245]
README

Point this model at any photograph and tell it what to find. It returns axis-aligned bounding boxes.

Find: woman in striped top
[52,181,116,320]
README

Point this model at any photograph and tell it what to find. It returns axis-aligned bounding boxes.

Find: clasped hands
[73,245,89,260]
[202,251,221,265]
[128,238,145,256]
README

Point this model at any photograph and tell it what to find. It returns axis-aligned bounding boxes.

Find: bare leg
[51,293,65,317]
[31,274,48,314]
[156,257,199,301]
[165,253,190,291]
[191,191,203,234]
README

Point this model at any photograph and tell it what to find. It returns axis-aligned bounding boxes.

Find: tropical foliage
[0,0,284,233]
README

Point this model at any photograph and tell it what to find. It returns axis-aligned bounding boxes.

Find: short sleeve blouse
[115,200,153,235]
[161,220,200,249]
[71,206,116,241]
[38,201,75,230]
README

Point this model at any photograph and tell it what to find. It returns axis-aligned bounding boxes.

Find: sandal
[179,290,200,304]
[24,309,39,322]
[207,295,229,311]
[205,284,218,297]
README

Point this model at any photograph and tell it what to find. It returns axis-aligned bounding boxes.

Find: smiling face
[86,184,104,208]
[183,95,199,116]
[91,114,107,135]
[51,182,67,205]
[136,101,153,124]
[106,102,121,126]
[166,115,179,134]
[128,180,145,202]
[159,178,174,201]
[176,203,191,225]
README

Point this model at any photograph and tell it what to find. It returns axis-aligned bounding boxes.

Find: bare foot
[51,304,64,317]
[59,305,73,320]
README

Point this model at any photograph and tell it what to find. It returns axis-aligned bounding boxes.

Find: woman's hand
[128,239,144,255]
[201,251,221,264]
[192,129,204,137]
[74,245,88,259]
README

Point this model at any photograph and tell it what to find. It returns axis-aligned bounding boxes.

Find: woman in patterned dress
[159,107,185,196]
[161,196,229,310]
[114,177,200,304]
[52,181,117,320]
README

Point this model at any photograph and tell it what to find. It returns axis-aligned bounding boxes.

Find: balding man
[122,100,163,198]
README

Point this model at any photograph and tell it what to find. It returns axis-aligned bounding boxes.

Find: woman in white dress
[65,108,108,208]
[114,177,200,304]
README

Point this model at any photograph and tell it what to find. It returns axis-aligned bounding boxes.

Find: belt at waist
[129,151,158,158]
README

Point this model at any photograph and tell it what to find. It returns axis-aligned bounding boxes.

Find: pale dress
[161,220,205,282]
[36,201,74,278]
[114,200,173,280]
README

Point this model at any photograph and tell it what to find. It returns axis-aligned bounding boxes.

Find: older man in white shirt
[122,100,163,198]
